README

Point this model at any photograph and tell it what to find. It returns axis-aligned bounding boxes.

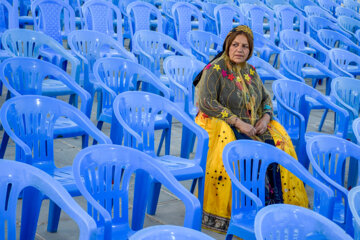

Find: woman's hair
[224,25,254,62]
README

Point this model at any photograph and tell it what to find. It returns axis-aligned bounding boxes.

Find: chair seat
[256,68,277,80]
[96,223,135,240]
[53,117,86,138]
[51,166,79,195]
[305,131,329,142]
[228,209,257,234]
[42,79,74,96]
[157,155,203,180]
[301,67,328,79]
[301,47,317,55]
[332,198,345,225]
[345,65,360,76]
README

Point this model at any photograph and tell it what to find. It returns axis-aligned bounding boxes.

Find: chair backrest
[0,57,92,116]
[82,0,123,44]
[223,140,334,217]
[279,30,329,66]
[275,5,306,34]
[335,6,360,21]
[308,16,350,41]
[126,1,163,38]
[343,0,360,13]
[329,48,360,77]
[254,204,352,240]
[354,118,360,144]
[317,29,360,55]
[317,0,339,16]
[1,29,81,84]
[304,5,337,22]
[214,4,246,40]
[247,55,286,82]
[129,225,215,239]
[337,15,360,36]
[242,4,276,43]
[31,0,76,44]
[73,144,202,238]
[133,30,191,77]
[0,160,97,240]
[290,0,317,14]
[163,55,205,113]
[349,186,360,240]
[172,2,204,48]
[331,77,360,136]
[0,95,111,169]
[112,91,208,162]
[0,0,18,34]
[186,30,223,63]
[265,0,289,10]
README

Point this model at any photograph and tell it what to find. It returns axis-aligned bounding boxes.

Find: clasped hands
[229,114,271,138]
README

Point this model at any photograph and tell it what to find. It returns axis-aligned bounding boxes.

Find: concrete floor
[1,77,337,240]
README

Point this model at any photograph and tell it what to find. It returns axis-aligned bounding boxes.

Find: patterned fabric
[197,55,273,142]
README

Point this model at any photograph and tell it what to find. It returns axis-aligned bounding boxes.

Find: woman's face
[228,34,250,64]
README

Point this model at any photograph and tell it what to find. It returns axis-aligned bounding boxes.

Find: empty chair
[186,30,223,63]
[82,0,124,44]
[318,29,360,55]
[307,135,360,235]
[343,0,360,14]
[247,55,286,82]
[172,2,204,49]
[0,95,112,234]
[214,4,246,40]
[73,144,203,239]
[308,16,353,41]
[273,79,349,168]
[129,225,215,240]
[290,0,317,15]
[0,160,97,240]
[329,48,360,78]
[331,77,360,141]
[275,5,307,34]
[280,50,338,95]
[317,0,340,16]
[201,1,217,34]
[255,204,352,240]
[265,0,290,10]
[349,186,360,240]
[112,91,209,217]
[223,140,335,240]
[336,6,360,21]
[305,5,337,22]
[0,0,18,61]
[93,57,172,155]
[126,1,163,40]
[337,15,360,42]
[161,0,177,39]
[280,30,329,66]
[253,31,282,66]
[132,30,192,85]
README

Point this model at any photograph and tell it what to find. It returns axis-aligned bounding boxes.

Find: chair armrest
[331,92,358,118]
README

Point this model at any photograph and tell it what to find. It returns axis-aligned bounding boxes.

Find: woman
[194,25,309,233]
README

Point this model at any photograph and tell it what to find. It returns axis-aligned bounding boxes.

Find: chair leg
[180,126,193,158]
[47,201,61,233]
[0,132,9,158]
[146,181,162,215]
[318,109,329,132]
[157,127,171,156]
[132,171,150,231]
[82,134,89,148]
[157,129,166,156]
[225,234,233,240]
[93,121,104,145]
[20,188,43,240]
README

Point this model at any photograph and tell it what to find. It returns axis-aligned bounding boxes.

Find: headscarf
[193,25,254,87]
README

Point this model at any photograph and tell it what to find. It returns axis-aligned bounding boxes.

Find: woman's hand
[255,114,271,135]
[234,119,256,137]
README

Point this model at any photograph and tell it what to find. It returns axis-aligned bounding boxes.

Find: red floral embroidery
[228,73,235,81]
[235,82,243,90]
[221,69,227,77]
[205,64,212,69]
[202,113,209,118]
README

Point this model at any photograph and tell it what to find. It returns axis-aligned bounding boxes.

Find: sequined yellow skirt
[195,113,309,233]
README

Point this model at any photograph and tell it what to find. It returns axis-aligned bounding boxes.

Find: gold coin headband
[226,25,254,40]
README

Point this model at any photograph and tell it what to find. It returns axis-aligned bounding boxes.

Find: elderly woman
[194,25,308,233]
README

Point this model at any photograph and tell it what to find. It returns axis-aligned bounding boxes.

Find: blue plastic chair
[344,0,360,14]
[275,5,307,34]
[318,29,360,56]
[163,56,204,158]
[304,5,337,22]
[161,0,177,39]
[280,50,338,95]
[0,0,17,61]
[290,0,317,15]
[331,77,360,141]
[354,118,360,144]
[336,6,360,21]
[31,0,76,44]
[186,30,223,63]
[73,144,203,239]
[1,29,81,91]
[349,186,360,240]
[112,91,209,217]
[280,30,329,66]
[329,48,360,78]
[93,57,172,156]
[0,95,112,234]
[252,31,282,66]
[307,135,360,236]
[172,2,204,49]
[129,225,215,240]
[337,15,360,43]
[265,0,290,10]
[213,4,246,40]
[126,1,163,40]
[82,0,124,45]
[272,79,349,168]
[0,160,97,240]
[317,0,340,16]
[223,140,335,240]
[254,204,353,240]
[308,16,353,41]
[67,30,136,118]
[132,30,192,86]
[200,1,217,34]
[247,55,286,82]
[0,57,93,159]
